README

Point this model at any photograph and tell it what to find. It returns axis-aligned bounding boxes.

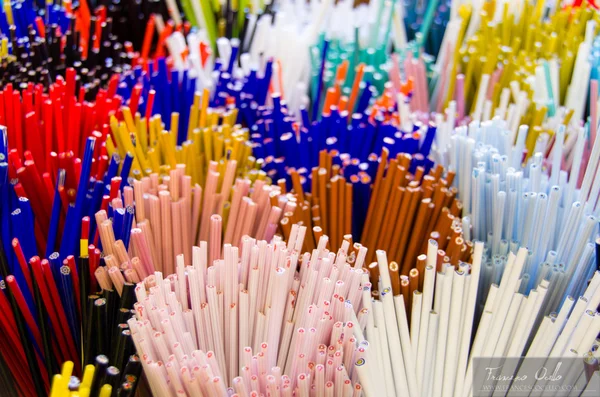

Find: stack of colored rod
[92,54,465,296]
[0,55,273,257]
[0,0,171,89]
[78,236,139,369]
[477,270,600,396]
[430,1,600,123]
[0,69,146,385]
[84,49,470,322]
[427,3,600,291]
[152,0,600,131]
[1,1,600,396]
[308,1,397,104]
[124,24,471,284]
[127,17,421,225]
[0,63,275,396]
[83,50,481,397]
[91,160,290,288]
[51,354,143,397]
[357,150,467,276]
[281,147,467,274]
[0,0,173,52]
[169,0,451,116]
[96,0,172,52]
[342,242,485,397]
[104,91,258,184]
[175,0,381,108]
[0,237,138,396]
[237,67,468,276]
[245,78,423,203]
[122,228,370,395]
[371,3,600,391]
[0,68,185,267]
[0,76,132,288]
[302,0,450,113]
[420,66,600,397]
[128,31,285,117]
[436,118,600,312]
[131,13,215,85]
[312,237,599,397]
[145,19,450,247]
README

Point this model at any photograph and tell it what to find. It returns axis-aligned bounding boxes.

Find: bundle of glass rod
[201,41,468,269]
[91,106,470,397]
[426,3,600,308]
[344,3,600,395]
[0,0,174,89]
[312,79,600,396]
[413,44,600,397]
[280,147,466,271]
[429,0,600,120]
[95,226,484,397]
[0,139,139,395]
[339,241,483,397]
[168,0,452,116]
[21,61,469,397]
[161,41,470,282]
[127,228,370,396]
[0,72,158,265]
[175,0,453,57]
[0,238,138,397]
[463,262,600,397]
[3,0,600,396]
[361,238,600,397]
[0,65,268,396]
[91,160,285,284]
[55,223,599,397]
[143,2,596,262]
[0,55,268,255]
[116,22,457,263]
[306,0,406,103]
[436,118,599,311]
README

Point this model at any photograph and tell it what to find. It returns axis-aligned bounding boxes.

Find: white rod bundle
[437,118,600,315]
[351,240,488,397]
[128,227,372,396]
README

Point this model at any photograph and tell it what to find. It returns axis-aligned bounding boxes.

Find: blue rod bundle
[247,94,437,190]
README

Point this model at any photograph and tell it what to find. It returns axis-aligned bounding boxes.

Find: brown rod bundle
[278,149,354,254]
[359,148,464,263]
[276,146,474,313]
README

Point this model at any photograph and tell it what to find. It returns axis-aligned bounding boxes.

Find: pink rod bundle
[93,163,288,291]
[127,225,372,396]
